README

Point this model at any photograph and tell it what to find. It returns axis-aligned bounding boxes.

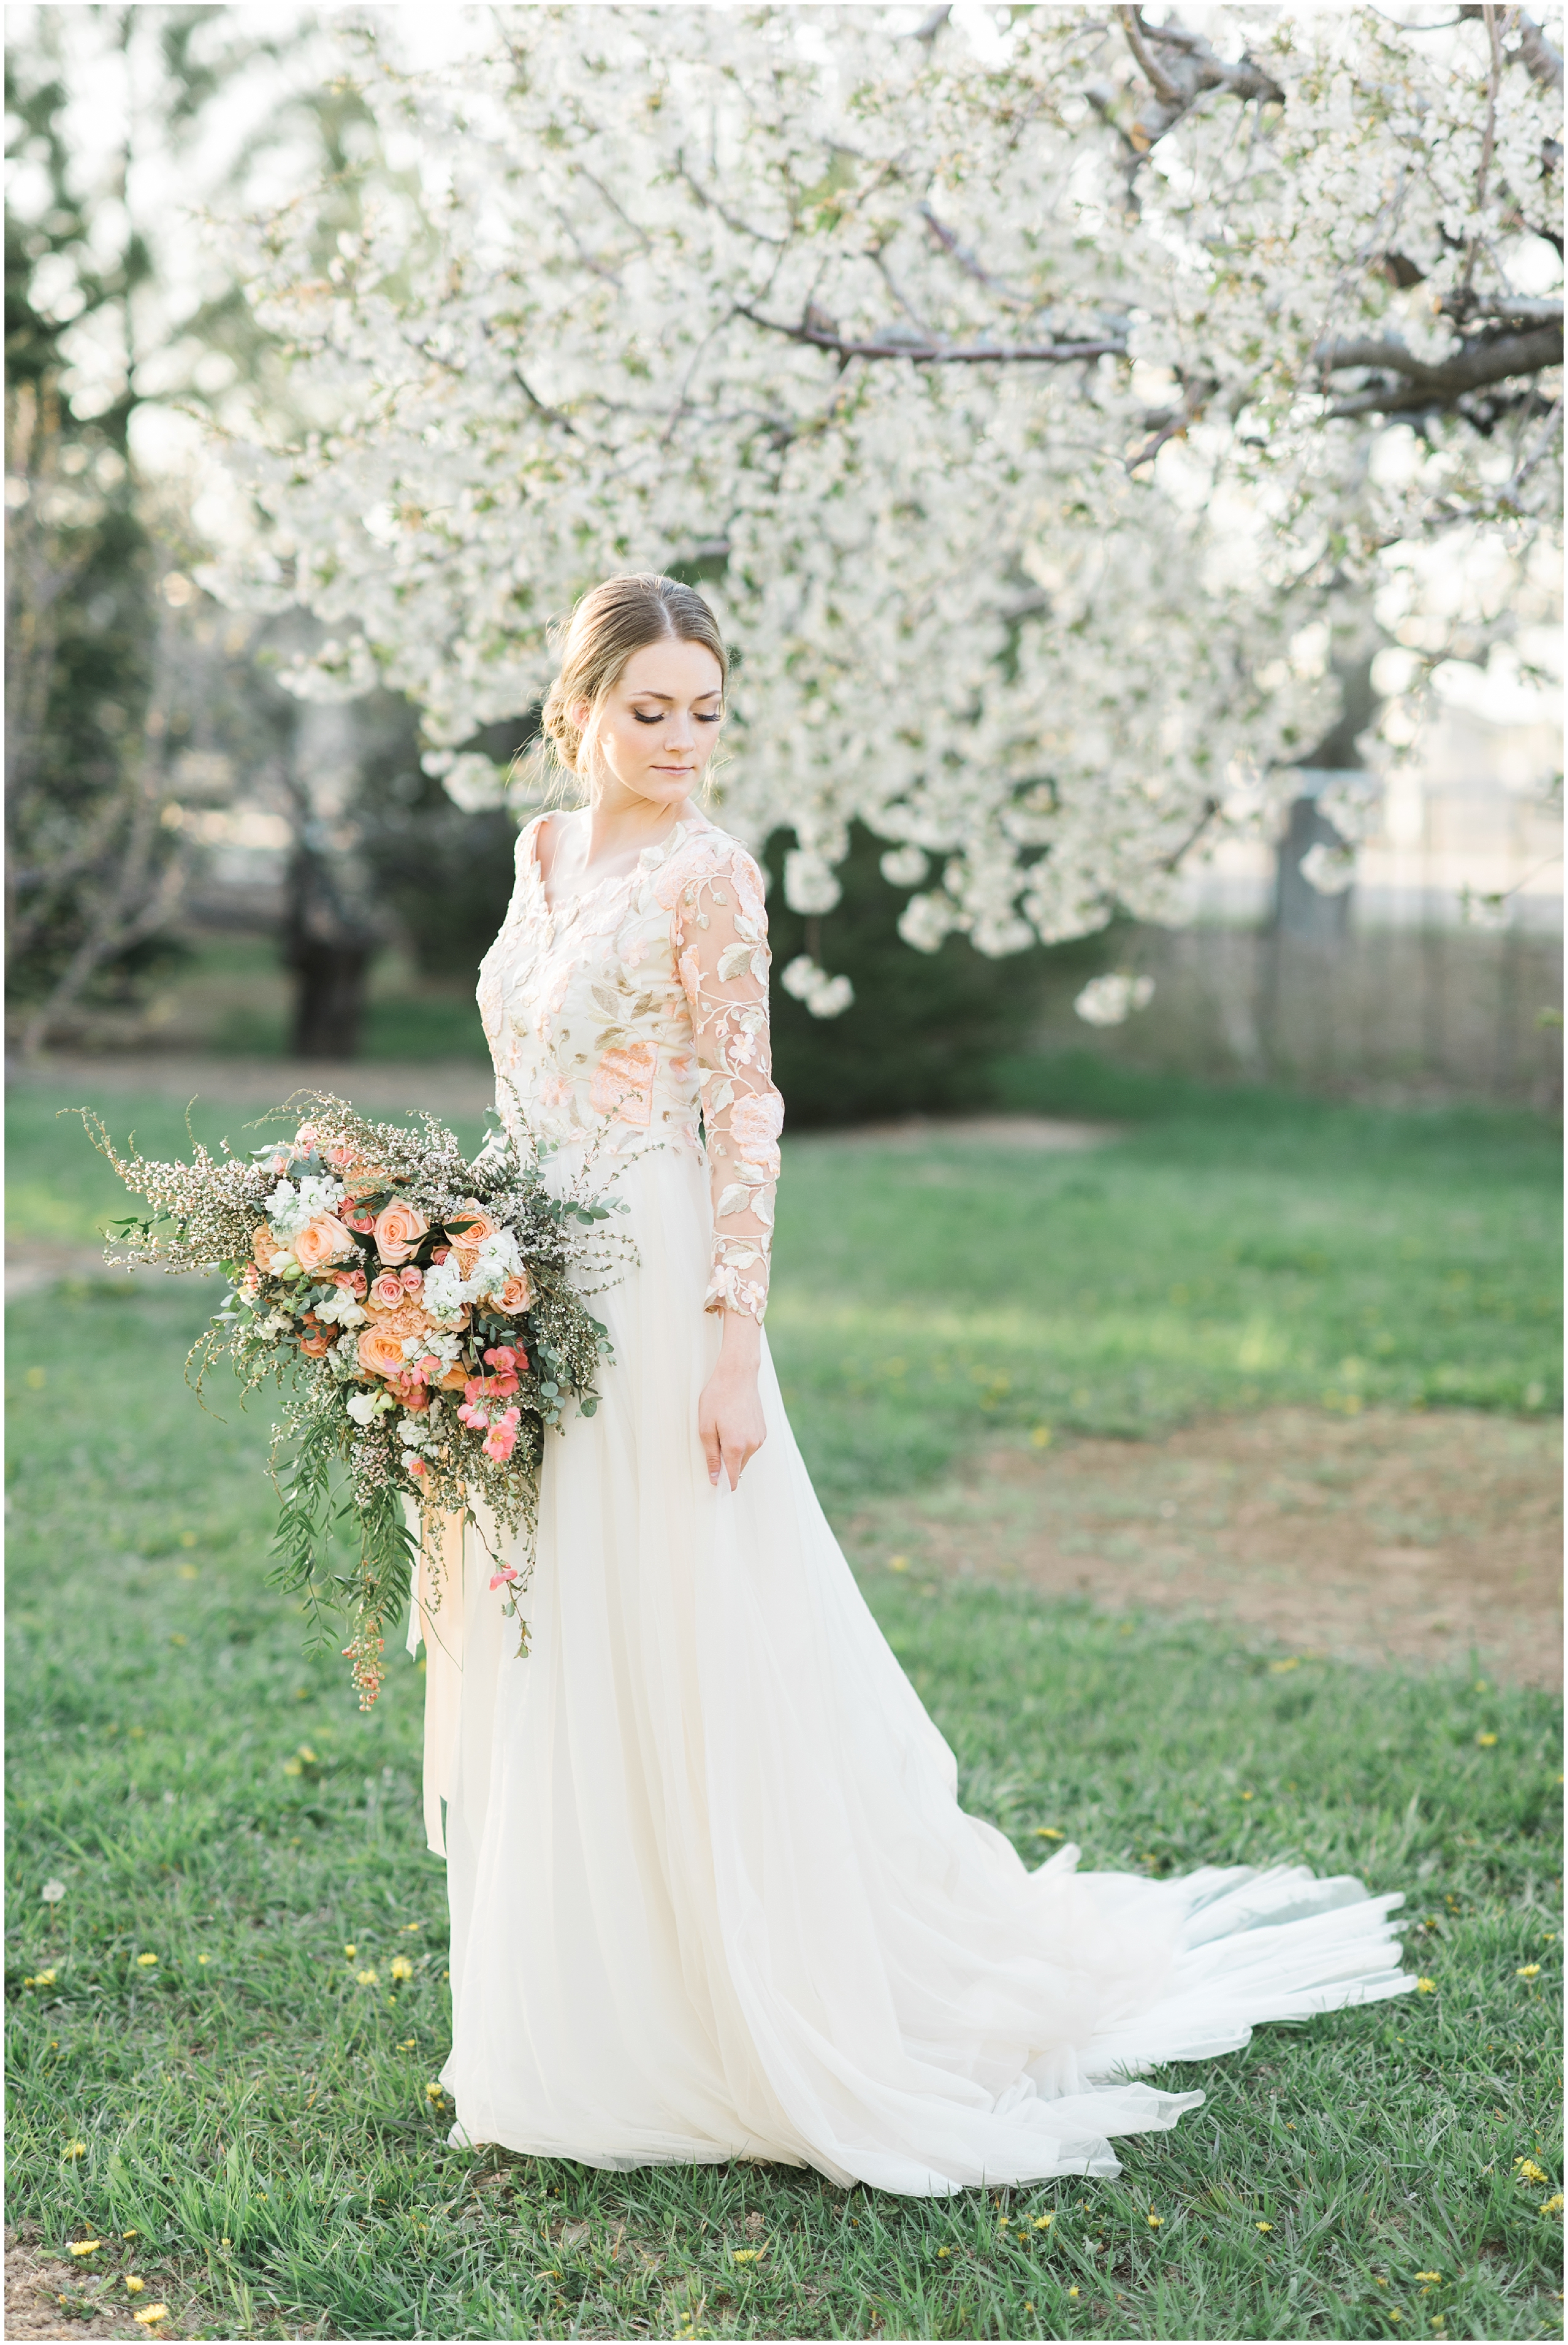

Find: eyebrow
[627,687,722,702]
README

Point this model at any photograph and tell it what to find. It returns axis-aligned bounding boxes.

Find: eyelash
[632,710,721,726]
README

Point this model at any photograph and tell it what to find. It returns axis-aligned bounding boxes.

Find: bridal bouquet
[80,1095,624,1704]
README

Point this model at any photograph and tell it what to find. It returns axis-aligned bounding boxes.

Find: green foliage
[5,1267,1560,2341]
[760,822,1111,1127]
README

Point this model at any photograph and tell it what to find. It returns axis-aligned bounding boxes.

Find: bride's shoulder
[655,816,766,912]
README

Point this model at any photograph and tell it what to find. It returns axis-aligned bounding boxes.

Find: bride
[409,570,1411,2196]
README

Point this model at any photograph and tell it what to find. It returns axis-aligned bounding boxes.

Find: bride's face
[576,639,724,815]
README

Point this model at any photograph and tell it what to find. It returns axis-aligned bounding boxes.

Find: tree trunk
[289,936,373,1059]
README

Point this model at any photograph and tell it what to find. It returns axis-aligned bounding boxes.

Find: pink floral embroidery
[590,1040,659,1126]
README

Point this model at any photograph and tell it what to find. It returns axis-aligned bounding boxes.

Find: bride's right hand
[699,1312,767,1491]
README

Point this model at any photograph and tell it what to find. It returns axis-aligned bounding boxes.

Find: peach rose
[368,1273,408,1312]
[299,1331,335,1358]
[483,1270,532,1314]
[294,1213,357,1276]
[373,1198,428,1266]
[437,1361,470,1392]
[449,1204,498,1274]
[252,1222,283,1271]
[356,1323,411,1381]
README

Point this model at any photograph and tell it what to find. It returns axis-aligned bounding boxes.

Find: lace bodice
[477,812,783,1320]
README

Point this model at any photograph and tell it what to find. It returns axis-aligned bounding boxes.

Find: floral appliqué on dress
[477,814,783,1320]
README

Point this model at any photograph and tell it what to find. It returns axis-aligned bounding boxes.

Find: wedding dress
[407,809,1411,2197]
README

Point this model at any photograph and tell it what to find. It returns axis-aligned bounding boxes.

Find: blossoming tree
[214,3,1562,998]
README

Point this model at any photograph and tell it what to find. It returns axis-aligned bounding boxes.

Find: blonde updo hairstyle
[533,572,729,804]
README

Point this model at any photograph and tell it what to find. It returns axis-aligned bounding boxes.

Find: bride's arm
[671,841,783,1488]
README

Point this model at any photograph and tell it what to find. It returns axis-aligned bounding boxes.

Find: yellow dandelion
[1415,2271,1442,2284]
[888,1555,911,1572]
[936,2245,950,2257]
[1475,1731,1498,1748]
[64,2142,86,2159]
[68,2240,102,2256]
[132,2307,169,2327]
[1147,2211,1164,2227]
[1389,2310,1404,2324]
[403,1922,421,1932]
[1256,2221,1273,2233]
[391,1956,414,1982]
[1416,1977,1436,1992]
[1033,2213,1053,2228]
[399,2037,417,2050]
[425,2081,445,2101]
[1541,2194,1564,2215]
[1241,1790,1254,1801]
[1517,1964,1542,1979]
[1067,2285,1079,2297]
[197,1954,210,1965]
[356,1968,379,1986]
[1034,1827,1066,1841]
[1269,1658,1300,1674]
[1516,2157,1550,2184]
[122,2232,138,2240]
[28,1969,58,1987]
[731,2247,762,2263]
[135,1952,158,1967]
[343,1944,356,1958]
[126,2277,146,2295]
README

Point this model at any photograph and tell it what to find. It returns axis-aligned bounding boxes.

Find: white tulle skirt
[408,1149,1411,2196]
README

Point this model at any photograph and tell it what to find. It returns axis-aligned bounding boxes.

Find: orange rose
[356,1323,410,1381]
[294,1213,357,1276]
[483,1270,532,1314]
[437,1361,470,1392]
[252,1223,283,1271]
[299,1331,335,1358]
[373,1198,428,1266]
[448,1204,499,1274]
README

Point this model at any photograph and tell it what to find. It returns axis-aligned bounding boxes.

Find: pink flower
[372,1198,428,1266]
[239,1263,262,1300]
[369,1273,407,1311]
[484,1346,517,1373]
[400,1266,424,1293]
[294,1122,320,1152]
[482,1423,517,1462]
[489,1562,520,1590]
[331,1266,367,1297]
[408,1455,430,1479]
[430,1246,452,1267]
[415,1354,443,1381]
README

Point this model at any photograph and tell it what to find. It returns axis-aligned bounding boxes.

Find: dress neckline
[527,809,708,925]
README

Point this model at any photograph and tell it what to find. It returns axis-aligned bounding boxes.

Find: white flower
[312,1290,368,1328]
[1074,973,1155,1028]
[344,1390,379,1427]
[41,1879,66,1905]
[880,844,930,888]
[1298,841,1357,896]
[421,1258,472,1318]
[440,752,510,812]
[898,895,963,954]
[780,955,854,1019]
[782,850,842,915]
[266,1174,346,1239]
[471,1230,523,1289]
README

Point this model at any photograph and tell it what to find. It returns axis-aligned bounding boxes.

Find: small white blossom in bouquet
[77,1093,627,1705]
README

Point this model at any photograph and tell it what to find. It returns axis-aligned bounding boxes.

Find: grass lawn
[6,1077,1563,2339]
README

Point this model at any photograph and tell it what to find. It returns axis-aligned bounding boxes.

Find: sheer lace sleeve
[669,837,784,1321]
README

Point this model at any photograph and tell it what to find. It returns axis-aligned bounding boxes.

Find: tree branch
[1115,4,1285,154]
[1314,321,1564,415]
[734,304,1125,366]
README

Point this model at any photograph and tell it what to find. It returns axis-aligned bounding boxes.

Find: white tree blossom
[208,4,1562,990]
